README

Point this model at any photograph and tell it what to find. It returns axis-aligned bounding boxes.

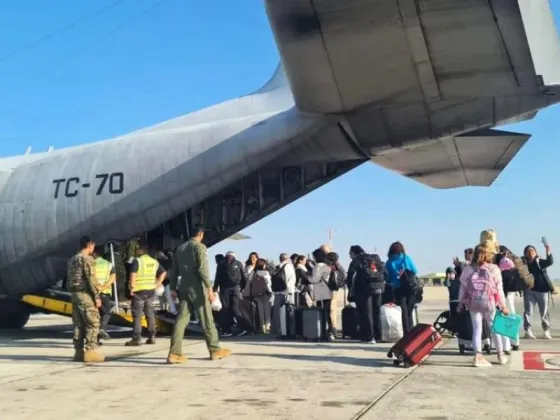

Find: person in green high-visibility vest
[126,244,166,346]
[92,246,116,343]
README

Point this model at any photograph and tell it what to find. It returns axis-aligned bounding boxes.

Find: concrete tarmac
[0,289,558,420]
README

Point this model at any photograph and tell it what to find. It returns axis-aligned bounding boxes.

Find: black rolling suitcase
[456,310,491,355]
[342,289,360,339]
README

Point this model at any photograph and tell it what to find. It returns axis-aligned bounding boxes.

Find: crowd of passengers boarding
[208,242,423,344]
[207,229,556,368]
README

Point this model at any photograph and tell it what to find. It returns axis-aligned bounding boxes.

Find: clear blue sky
[1,1,559,277]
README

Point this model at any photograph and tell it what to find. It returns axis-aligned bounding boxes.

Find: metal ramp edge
[20,293,175,335]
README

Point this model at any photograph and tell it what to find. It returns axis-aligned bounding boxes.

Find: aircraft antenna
[0,0,130,66]
[0,0,172,98]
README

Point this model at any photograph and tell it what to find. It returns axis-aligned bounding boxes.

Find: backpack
[466,267,497,313]
[250,272,268,297]
[501,254,534,292]
[355,254,385,292]
[226,261,243,285]
[271,265,287,292]
[327,265,346,291]
[399,255,419,294]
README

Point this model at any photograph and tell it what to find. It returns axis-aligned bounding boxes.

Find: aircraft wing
[371,128,530,189]
[226,233,251,240]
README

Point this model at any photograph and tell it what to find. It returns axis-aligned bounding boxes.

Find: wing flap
[371,128,530,189]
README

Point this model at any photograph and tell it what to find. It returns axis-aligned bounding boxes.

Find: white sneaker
[368,339,376,344]
[473,357,492,368]
[498,354,508,365]
[524,330,536,339]
[544,330,552,340]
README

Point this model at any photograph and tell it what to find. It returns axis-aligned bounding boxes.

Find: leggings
[499,293,519,351]
[471,309,503,354]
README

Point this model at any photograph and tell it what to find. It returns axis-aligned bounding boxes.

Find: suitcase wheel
[392,359,401,366]
[459,344,466,355]
[484,344,492,355]
[387,350,394,358]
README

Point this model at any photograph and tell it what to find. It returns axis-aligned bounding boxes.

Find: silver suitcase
[302,307,324,341]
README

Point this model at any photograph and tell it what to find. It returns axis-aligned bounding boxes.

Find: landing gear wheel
[0,300,31,329]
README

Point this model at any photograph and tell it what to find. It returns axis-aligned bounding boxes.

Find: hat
[445,267,455,274]
[499,257,515,271]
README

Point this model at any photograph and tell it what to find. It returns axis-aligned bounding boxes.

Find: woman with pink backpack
[458,242,509,367]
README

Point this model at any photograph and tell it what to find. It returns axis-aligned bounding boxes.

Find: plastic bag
[154,285,165,297]
[380,304,403,343]
[211,294,223,312]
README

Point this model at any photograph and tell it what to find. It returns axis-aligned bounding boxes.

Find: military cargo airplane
[1,0,559,328]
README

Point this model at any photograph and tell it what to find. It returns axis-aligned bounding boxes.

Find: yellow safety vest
[134,255,158,292]
[95,257,113,295]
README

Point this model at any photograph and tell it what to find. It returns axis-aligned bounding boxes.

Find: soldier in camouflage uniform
[167,227,231,364]
[68,236,105,363]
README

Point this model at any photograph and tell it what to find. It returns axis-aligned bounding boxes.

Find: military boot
[125,338,142,347]
[146,335,156,345]
[209,348,232,361]
[73,349,84,362]
[83,350,105,363]
[166,354,188,365]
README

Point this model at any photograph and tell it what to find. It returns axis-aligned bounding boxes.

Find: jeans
[356,293,382,341]
[523,290,551,331]
[220,286,253,333]
[394,288,416,334]
[316,299,336,336]
[131,290,156,339]
[99,293,113,331]
[253,295,272,333]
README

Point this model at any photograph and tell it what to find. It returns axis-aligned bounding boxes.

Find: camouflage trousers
[72,292,100,351]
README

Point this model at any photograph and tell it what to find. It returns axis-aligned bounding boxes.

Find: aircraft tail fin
[518,0,560,86]
[253,63,288,94]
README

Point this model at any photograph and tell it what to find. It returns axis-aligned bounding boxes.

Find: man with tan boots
[68,236,105,363]
[167,226,231,364]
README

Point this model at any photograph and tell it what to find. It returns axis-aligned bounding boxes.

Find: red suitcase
[387,323,442,367]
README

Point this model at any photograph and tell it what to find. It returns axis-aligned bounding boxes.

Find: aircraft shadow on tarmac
[234,340,391,353]
[231,352,395,368]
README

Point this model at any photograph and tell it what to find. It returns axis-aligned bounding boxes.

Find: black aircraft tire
[0,300,31,329]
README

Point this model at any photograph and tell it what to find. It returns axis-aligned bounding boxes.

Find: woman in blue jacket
[386,241,418,333]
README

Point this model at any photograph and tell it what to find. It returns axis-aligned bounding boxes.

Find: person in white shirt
[271,253,297,335]
[310,248,336,341]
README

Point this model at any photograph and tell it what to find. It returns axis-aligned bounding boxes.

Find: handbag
[492,310,522,340]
